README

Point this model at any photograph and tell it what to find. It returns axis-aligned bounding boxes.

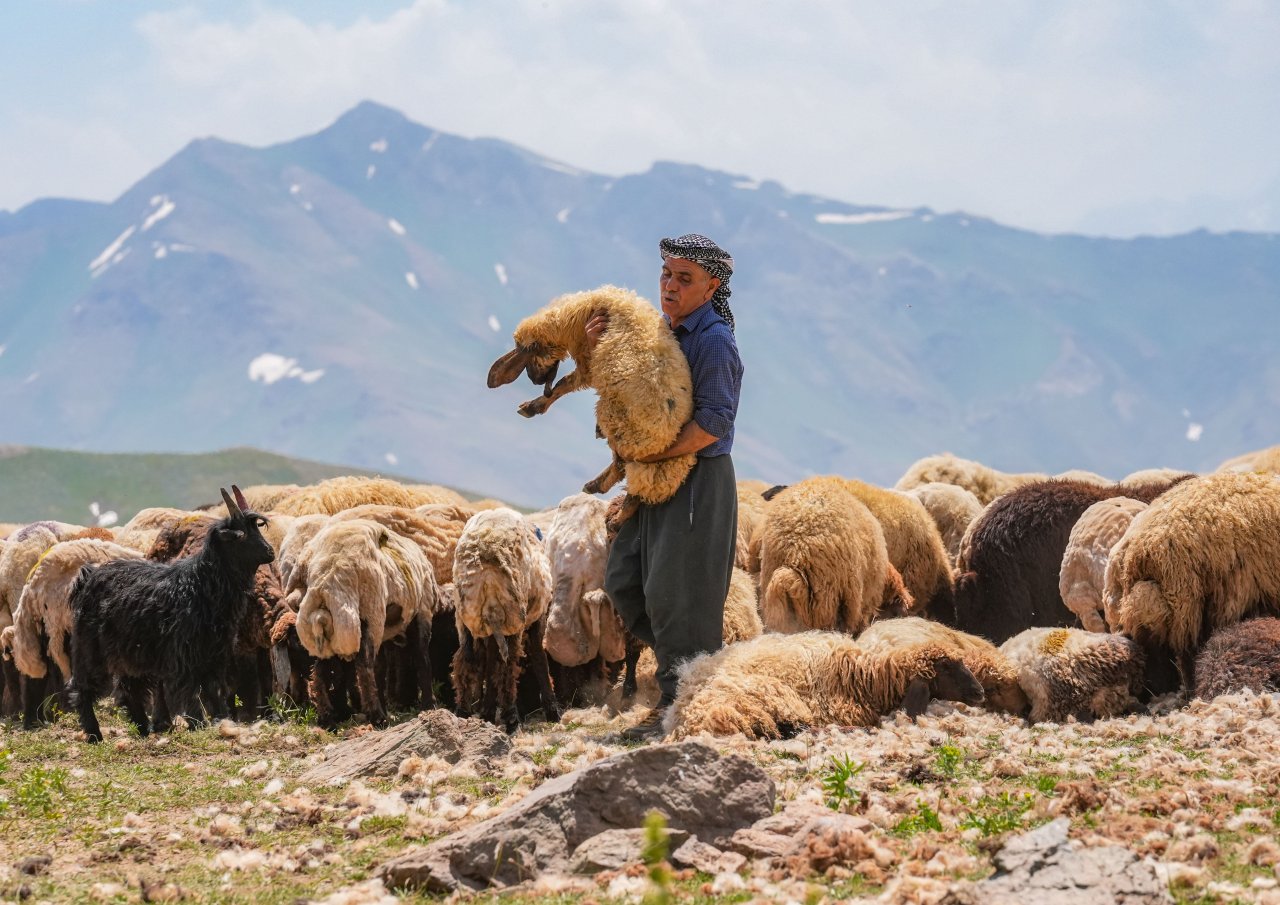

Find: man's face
[660,257,719,325]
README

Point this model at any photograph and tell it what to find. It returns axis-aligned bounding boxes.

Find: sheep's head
[213,486,276,569]
[487,343,561,395]
[902,652,985,719]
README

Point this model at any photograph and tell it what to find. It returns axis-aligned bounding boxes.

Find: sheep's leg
[524,619,561,724]
[308,660,337,728]
[604,494,641,533]
[480,638,500,726]
[583,455,626,496]
[621,633,644,701]
[0,659,22,717]
[354,621,387,727]
[518,370,585,418]
[117,676,152,737]
[21,673,48,731]
[451,629,481,717]
[497,633,523,733]
[413,615,435,710]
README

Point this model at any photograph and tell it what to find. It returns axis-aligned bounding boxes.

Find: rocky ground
[3,692,1280,904]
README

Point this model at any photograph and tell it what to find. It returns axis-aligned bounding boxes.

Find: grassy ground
[2,692,1280,904]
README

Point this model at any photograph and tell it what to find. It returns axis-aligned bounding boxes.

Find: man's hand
[584,311,609,353]
[634,421,719,462]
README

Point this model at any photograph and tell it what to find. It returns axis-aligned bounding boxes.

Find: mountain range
[1,100,1276,507]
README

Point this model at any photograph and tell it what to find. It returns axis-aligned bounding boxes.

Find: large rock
[377,741,775,892]
[298,710,511,785]
[569,828,691,874]
[942,818,1172,905]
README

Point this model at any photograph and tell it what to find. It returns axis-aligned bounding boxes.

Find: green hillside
[0,445,478,524]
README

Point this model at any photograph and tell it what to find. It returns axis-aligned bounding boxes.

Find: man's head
[658,234,735,331]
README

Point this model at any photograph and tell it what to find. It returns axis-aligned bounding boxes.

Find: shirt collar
[666,300,722,335]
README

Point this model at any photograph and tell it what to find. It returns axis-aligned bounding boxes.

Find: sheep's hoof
[518,397,549,418]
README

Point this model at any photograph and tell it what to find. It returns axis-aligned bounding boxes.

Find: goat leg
[354,621,387,727]
[117,676,153,737]
[524,618,561,724]
[151,683,173,733]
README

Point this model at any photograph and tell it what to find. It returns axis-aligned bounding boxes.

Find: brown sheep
[1194,618,1280,699]
[1105,472,1280,688]
[999,627,1145,722]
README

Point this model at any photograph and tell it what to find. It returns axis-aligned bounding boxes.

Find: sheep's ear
[902,678,931,719]
[488,348,531,388]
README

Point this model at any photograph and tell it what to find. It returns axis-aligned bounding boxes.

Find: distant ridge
[0,446,482,524]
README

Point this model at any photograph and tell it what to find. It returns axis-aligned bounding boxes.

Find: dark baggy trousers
[604,453,737,701]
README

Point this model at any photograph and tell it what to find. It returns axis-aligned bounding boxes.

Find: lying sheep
[451,508,560,731]
[894,452,1048,506]
[1106,472,1280,688]
[293,518,440,726]
[902,482,984,566]
[1194,618,1280,699]
[667,631,984,740]
[953,477,1188,645]
[11,538,146,728]
[487,284,696,513]
[999,627,1145,723]
[852,617,1028,716]
[758,477,911,636]
[1059,497,1147,632]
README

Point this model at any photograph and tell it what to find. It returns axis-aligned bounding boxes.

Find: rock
[727,827,797,860]
[569,827,690,874]
[376,741,775,892]
[298,710,511,785]
[671,838,748,875]
[942,818,1172,905]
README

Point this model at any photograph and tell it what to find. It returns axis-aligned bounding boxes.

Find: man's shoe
[620,703,670,742]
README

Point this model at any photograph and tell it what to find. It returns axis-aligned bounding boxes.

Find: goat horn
[231,484,250,512]
[220,487,242,517]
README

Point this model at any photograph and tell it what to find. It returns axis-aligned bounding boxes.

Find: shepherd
[589,234,744,741]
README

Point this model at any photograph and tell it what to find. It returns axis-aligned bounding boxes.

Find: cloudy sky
[4,0,1279,236]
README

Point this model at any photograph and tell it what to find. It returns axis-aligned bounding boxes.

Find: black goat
[70,487,275,743]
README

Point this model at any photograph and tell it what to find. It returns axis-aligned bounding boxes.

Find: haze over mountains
[1,101,1276,507]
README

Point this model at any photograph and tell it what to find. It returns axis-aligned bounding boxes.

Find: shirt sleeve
[688,324,743,440]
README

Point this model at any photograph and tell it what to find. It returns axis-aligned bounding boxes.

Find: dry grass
[3,691,1280,903]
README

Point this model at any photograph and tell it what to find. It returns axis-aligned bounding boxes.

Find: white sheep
[1059,497,1147,632]
[451,508,560,731]
[902,482,985,565]
[999,627,1145,722]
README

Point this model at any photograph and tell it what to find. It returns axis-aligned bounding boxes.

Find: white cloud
[248,353,325,385]
[3,1,1279,235]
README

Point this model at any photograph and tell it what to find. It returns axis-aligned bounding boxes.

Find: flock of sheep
[0,440,1277,748]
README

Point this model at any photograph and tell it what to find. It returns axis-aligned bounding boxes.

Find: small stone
[16,856,51,876]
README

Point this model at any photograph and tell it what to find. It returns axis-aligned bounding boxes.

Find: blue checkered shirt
[668,302,743,457]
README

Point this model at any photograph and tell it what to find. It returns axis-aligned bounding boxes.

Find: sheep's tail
[762,566,813,634]
[493,625,510,662]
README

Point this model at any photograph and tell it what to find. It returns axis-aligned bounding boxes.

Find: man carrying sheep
[588,234,744,742]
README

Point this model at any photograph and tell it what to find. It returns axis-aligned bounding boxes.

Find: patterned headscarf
[659,233,735,332]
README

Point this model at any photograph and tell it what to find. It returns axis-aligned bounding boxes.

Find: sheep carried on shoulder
[487,285,695,523]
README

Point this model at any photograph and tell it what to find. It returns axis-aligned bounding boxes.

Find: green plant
[14,765,70,818]
[642,810,674,905]
[266,694,317,727]
[960,792,1034,837]
[820,754,864,811]
[934,743,964,777]
[892,800,944,837]
[1033,774,1058,796]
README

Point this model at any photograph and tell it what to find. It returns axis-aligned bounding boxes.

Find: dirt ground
[3,690,1280,904]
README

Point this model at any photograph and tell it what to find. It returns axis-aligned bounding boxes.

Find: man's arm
[634,420,719,463]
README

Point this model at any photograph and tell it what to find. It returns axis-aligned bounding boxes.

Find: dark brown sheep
[953,477,1188,647]
[1194,618,1280,700]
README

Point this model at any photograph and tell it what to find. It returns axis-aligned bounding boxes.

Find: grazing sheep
[853,617,1028,716]
[1059,497,1148,633]
[1120,468,1197,494]
[487,284,696,511]
[1054,469,1112,485]
[293,518,439,726]
[542,494,611,669]
[0,521,91,715]
[0,526,20,540]
[1194,618,1280,699]
[273,476,459,517]
[69,488,275,743]
[11,539,146,728]
[735,479,773,573]
[999,627,1145,723]
[667,631,985,740]
[903,482,984,565]
[450,508,560,732]
[113,508,193,552]
[894,452,1048,506]
[953,478,1187,645]
[1105,472,1280,687]
[758,477,911,637]
[334,505,462,588]
[198,484,302,516]
[1216,445,1280,475]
